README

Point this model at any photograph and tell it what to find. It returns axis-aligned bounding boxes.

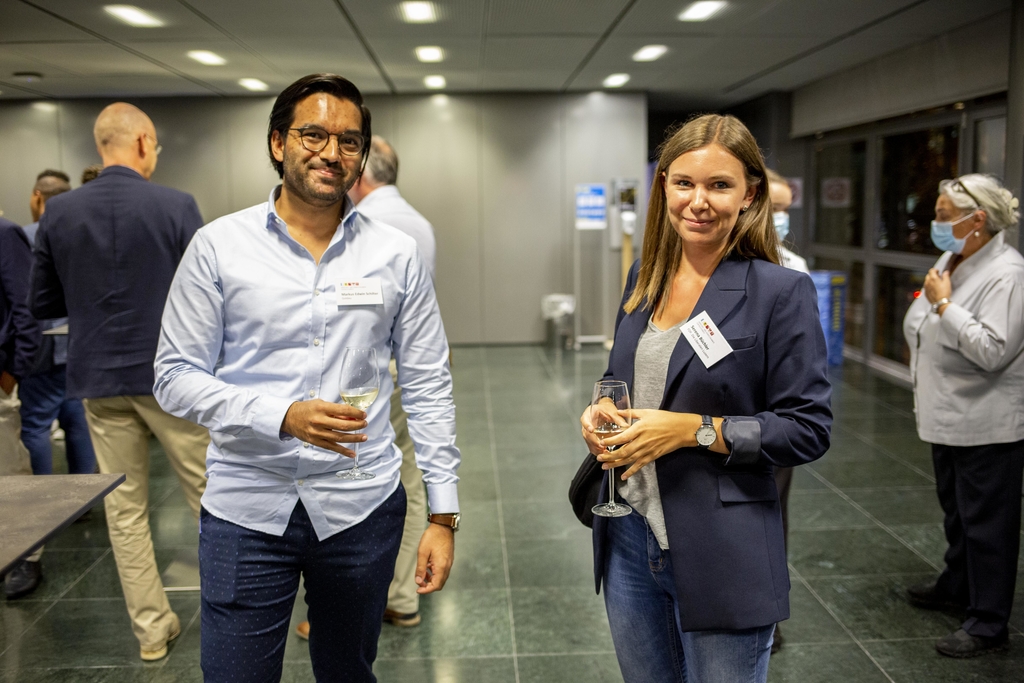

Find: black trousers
[932,440,1024,638]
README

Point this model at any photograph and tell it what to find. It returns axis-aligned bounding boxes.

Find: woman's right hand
[581,400,630,456]
[581,406,606,456]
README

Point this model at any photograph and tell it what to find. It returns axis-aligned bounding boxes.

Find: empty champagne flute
[590,380,633,518]
[337,346,379,481]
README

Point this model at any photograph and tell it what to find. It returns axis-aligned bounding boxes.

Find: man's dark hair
[36,169,70,184]
[267,73,371,178]
[81,164,103,184]
[34,169,71,199]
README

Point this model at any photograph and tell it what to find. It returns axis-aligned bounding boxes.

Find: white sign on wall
[575,184,607,230]
[787,177,803,209]
[820,177,852,209]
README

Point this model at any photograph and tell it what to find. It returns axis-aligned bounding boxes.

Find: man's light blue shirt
[154,187,459,540]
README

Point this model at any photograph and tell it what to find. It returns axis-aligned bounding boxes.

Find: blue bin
[809,271,847,366]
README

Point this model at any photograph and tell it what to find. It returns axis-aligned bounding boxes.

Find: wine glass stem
[352,443,359,470]
[607,465,615,506]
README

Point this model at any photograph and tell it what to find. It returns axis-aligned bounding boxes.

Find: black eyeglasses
[289,127,366,156]
[954,178,983,209]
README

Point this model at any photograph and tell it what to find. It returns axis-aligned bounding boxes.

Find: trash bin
[809,271,848,366]
[541,294,576,350]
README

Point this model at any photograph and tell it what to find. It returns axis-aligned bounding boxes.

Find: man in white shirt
[296,136,437,639]
[154,74,460,682]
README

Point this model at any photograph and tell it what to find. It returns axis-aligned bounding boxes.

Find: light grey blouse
[903,231,1024,446]
[617,317,678,550]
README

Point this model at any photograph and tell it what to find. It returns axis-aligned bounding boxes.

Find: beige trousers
[82,395,208,649]
[0,385,42,563]
[387,360,427,614]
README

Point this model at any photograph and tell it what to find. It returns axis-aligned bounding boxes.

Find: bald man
[30,102,209,661]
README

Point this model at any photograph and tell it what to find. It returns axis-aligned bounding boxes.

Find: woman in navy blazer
[581,114,832,682]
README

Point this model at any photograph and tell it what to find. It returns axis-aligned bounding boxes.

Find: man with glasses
[30,102,209,661]
[154,74,460,682]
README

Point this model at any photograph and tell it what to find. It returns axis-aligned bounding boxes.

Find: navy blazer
[593,255,832,631]
[30,166,203,399]
[0,220,41,380]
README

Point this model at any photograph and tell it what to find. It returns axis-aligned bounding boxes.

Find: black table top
[0,474,124,575]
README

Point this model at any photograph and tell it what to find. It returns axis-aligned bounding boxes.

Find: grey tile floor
[2,346,1023,681]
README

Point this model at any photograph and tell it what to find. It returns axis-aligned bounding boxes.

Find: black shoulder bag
[568,452,603,528]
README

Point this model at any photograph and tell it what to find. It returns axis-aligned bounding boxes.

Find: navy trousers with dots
[199,485,406,683]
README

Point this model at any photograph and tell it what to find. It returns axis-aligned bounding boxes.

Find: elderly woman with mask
[902,174,1024,658]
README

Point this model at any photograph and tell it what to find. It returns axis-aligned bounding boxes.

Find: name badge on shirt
[681,310,734,368]
[336,278,384,306]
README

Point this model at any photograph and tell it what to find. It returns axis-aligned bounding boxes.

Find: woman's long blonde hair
[624,114,780,314]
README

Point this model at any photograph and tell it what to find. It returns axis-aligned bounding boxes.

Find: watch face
[696,424,717,447]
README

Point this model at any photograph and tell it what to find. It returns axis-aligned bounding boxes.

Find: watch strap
[428,513,459,532]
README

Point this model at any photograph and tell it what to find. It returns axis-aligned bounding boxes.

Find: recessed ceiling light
[13,71,43,82]
[401,2,437,23]
[33,102,57,113]
[678,1,727,21]
[238,78,269,92]
[603,73,630,88]
[104,5,164,27]
[632,45,667,62]
[424,75,446,89]
[187,50,226,66]
[415,46,444,63]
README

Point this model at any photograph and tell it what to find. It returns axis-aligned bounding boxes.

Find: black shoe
[771,623,784,654]
[935,629,1008,658]
[4,560,42,599]
[906,581,965,611]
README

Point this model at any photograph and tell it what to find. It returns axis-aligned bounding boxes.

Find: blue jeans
[199,485,406,683]
[603,511,774,683]
[19,367,96,475]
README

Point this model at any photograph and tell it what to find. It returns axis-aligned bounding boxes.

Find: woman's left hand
[596,409,694,480]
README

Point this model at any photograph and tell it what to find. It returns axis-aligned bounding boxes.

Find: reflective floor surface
[2,346,1023,682]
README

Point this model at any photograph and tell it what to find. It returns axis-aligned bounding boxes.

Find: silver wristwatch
[930,297,951,314]
[695,415,717,448]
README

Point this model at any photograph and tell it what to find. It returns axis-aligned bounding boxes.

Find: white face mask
[930,212,975,254]
[772,211,789,242]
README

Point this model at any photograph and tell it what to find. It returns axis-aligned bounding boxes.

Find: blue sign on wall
[575,183,607,230]
[810,270,848,366]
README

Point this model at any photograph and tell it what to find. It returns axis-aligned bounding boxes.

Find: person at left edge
[0,215,42,599]
[153,73,460,683]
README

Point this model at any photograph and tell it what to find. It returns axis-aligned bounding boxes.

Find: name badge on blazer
[681,310,734,368]
[336,278,384,306]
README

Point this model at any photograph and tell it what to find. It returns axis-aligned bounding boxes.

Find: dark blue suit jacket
[30,166,203,399]
[593,256,832,631]
[0,219,41,380]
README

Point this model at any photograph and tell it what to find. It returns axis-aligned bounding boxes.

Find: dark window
[875,266,929,365]
[975,116,1006,179]
[878,127,958,254]
[814,141,866,247]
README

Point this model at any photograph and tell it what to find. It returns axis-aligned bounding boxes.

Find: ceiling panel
[484,0,629,35]
[4,74,214,98]
[11,42,176,77]
[253,45,389,93]
[0,1,96,42]
[343,0,486,39]
[28,0,225,41]
[0,0,1014,105]
[483,37,593,71]
[181,0,361,43]
[372,37,483,73]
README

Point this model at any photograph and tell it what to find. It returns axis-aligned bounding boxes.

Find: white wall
[0,92,646,344]
[792,11,1010,137]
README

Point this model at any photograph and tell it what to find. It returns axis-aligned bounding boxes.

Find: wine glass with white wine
[337,346,379,481]
[590,380,633,518]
